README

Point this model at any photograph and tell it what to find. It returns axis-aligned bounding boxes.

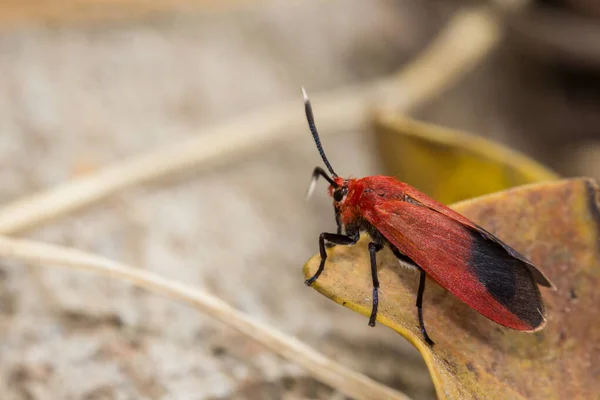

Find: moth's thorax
[329,176,410,226]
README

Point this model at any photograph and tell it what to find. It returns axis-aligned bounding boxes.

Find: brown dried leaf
[304,178,600,399]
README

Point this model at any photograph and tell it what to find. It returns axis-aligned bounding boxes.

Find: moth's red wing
[402,186,554,288]
[362,198,546,331]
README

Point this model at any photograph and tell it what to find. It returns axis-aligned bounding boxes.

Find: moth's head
[328,177,347,201]
[328,177,362,226]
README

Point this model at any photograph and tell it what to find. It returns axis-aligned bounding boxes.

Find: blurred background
[0,0,598,399]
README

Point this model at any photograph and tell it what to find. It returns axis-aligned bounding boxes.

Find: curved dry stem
[0,6,501,235]
[378,7,499,112]
[0,235,410,400]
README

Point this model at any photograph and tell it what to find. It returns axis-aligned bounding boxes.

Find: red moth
[302,88,554,345]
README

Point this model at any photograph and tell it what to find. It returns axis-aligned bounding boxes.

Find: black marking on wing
[405,194,554,288]
[473,224,554,288]
[469,230,545,329]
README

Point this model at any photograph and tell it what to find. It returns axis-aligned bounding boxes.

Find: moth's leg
[389,246,434,345]
[305,230,359,286]
[367,241,384,326]
[416,270,435,346]
[335,206,342,235]
[325,206,343,248]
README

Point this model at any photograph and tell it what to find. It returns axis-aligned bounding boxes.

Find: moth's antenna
[306,167,338,200]
[302,87,337,177]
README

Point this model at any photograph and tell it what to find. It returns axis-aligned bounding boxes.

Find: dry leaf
[304,178,599,399]
[373,113,559,204]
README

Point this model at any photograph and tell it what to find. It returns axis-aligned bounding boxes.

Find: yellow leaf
[373,113,559,204]
[304,178,599,400]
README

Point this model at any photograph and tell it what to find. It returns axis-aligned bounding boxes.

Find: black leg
[334,206,342,235]
[389,246,433,344]
[368,241,383,326]
[416,270,435,346]
[305,231,359,286]
[326,206,343,248]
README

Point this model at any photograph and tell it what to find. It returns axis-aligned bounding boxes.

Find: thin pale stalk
[0,235,411,400]
[0,6,501,235]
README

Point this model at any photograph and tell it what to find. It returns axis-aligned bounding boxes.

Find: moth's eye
[333,187,348,202]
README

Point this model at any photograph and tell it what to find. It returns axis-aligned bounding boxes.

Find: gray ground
[0,1,443,399]
[0,1,596,399]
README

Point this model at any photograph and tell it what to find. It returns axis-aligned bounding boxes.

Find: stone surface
[0,1,442,399]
